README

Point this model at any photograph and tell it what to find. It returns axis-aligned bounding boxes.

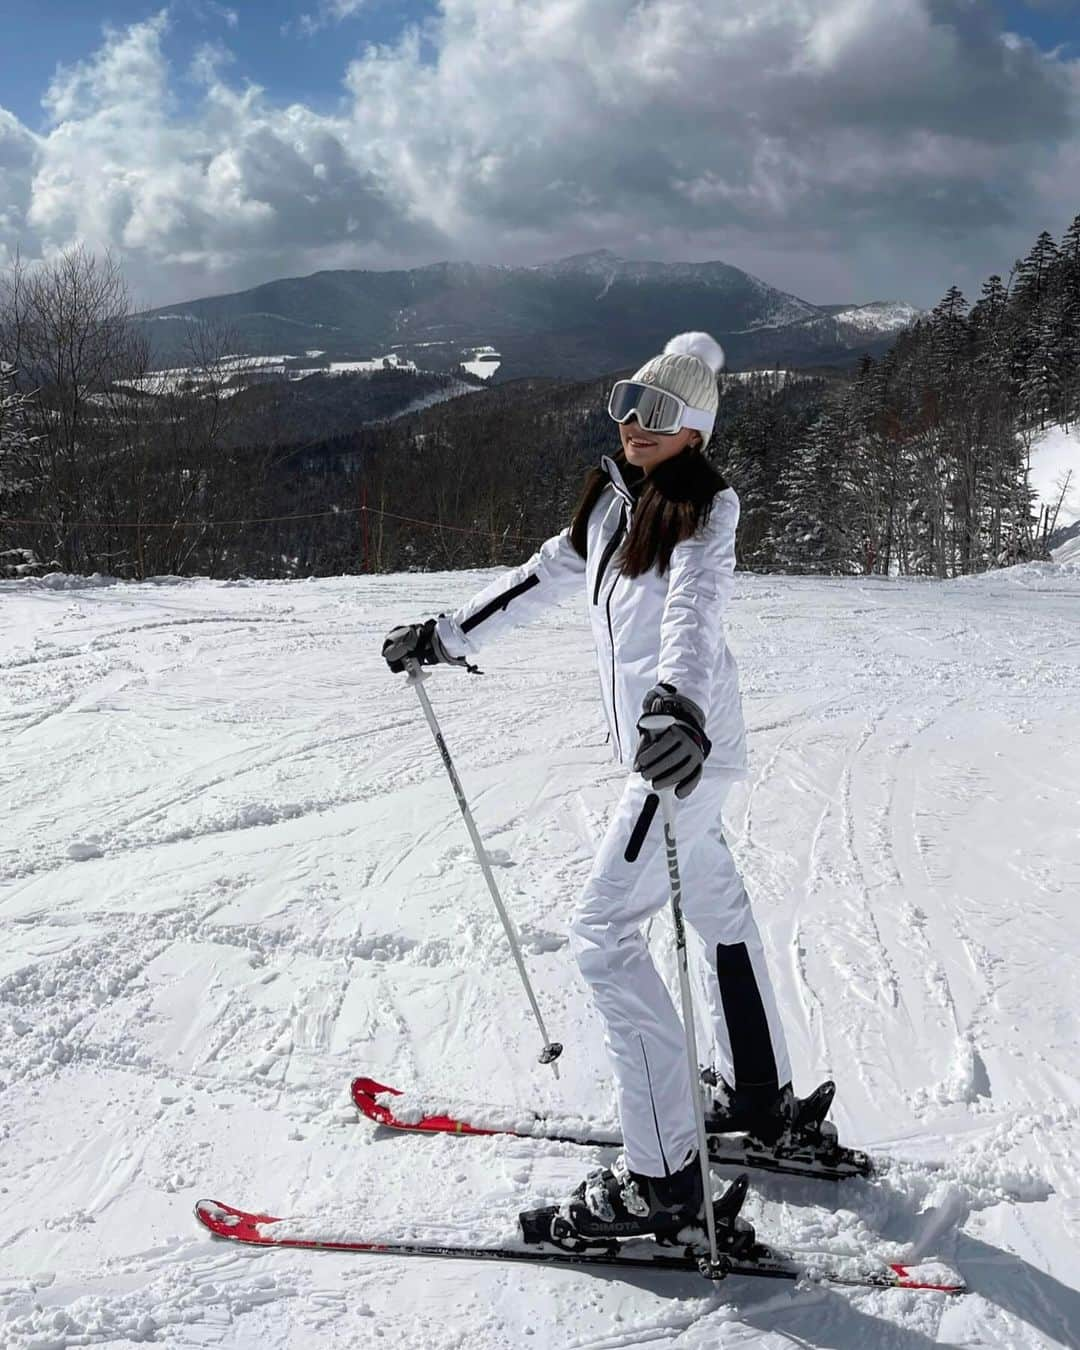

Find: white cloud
[0,1,1077,306]
[335,0,1080,294]
[0,109,40,269]
[11,13,439,305]
[293,0,370,37]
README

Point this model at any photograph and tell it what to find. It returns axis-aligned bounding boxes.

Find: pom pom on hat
[662,331,726,375]
[631,329,724,426]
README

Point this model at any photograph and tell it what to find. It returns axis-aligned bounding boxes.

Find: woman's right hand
[382,618,463,673]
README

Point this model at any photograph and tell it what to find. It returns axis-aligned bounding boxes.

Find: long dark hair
[569,440,728,577]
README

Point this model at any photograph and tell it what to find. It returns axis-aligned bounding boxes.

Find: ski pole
[404,659,563,1075]
[655,784,721,1276]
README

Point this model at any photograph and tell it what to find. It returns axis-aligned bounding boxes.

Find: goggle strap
[678,407,714,434]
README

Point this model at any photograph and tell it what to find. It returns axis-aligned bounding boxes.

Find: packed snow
[1,561,1078,1348]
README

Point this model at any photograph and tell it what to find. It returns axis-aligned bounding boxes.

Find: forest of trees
[1,216,1078,581]
[726,217,1080,577]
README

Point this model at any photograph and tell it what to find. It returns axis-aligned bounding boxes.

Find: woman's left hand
[633,684,712,799]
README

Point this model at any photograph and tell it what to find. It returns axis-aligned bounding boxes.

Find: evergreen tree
[846,354,912,575]
[1022,286,1070,428]
[970,275,1012,391]
[721,393,786,569]
[1013,231,1059,313]
[928,286,971,388]
[1051,218,1080,427]
[1060,213,1080,275]
[768,403,857,574]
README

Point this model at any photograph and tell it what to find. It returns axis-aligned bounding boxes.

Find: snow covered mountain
[134,251,919,380]
[1,560,1077,1346]
[532,249,822,328]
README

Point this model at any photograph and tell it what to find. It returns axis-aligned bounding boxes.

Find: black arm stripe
[460,573,541,634]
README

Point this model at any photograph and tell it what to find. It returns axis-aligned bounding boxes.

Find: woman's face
[619,417,701,473]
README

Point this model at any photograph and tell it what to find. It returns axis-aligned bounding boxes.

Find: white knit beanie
[631,331,726,461]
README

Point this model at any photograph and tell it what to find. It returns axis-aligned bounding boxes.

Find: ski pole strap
[435,613,484,675]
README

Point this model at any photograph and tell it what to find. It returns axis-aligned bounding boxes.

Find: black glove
[634,683,712,799]
[382,616,474,674]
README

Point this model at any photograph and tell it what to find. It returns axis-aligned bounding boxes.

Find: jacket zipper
[593,502,628,758]
[605,570,621,758]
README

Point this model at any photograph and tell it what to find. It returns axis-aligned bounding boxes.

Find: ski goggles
[607,380,715,437]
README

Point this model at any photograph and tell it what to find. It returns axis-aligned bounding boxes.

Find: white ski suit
[437,453,791,1177]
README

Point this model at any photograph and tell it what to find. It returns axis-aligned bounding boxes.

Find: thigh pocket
[623,792,660,863]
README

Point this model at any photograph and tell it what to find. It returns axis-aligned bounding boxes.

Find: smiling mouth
[627,436,656,448]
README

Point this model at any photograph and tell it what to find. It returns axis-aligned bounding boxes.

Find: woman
[383,333,818,1243]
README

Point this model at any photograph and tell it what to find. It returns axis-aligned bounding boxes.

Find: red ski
[350,1076,874,1181]
[194,1197,965,1293]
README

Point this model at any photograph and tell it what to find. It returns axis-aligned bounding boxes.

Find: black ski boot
[704,1075,839,1150]
[699,1073,873,1179]
[521,1169,764,1279]
[526,1152,705,1246]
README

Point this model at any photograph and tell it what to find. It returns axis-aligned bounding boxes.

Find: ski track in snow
[1,565,1078,1348]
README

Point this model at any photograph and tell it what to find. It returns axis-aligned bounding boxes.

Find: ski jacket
[436,454,748,779]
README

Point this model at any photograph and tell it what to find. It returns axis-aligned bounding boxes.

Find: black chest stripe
[460,573,541,633]
[624,792,660,862]
[592,511,627,605]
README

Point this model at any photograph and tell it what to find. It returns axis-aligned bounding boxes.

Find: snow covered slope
[1029,424,1080,563]
[2,564,1078,1347]
[826,301,922,334]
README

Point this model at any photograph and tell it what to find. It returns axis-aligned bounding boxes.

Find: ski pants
[570,772,791,1178]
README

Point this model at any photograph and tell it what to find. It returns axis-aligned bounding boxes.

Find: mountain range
[135,250,921,379]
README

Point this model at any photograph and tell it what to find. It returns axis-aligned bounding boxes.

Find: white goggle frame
[607,379,714,438]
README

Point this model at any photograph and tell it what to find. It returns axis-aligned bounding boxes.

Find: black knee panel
[715,941,779,1092]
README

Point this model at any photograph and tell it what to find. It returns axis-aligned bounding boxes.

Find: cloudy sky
[1,0,1078,310]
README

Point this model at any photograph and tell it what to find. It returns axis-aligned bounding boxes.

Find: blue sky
[1,1,1078,308]
[1001,0,1079,54]
[1,1,438,128]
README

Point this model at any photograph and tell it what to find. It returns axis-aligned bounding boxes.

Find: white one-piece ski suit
[436,453,791,1177]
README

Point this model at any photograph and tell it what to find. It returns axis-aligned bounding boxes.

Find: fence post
[361,481,370,572]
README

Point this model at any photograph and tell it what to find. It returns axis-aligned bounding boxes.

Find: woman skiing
[382,332,833,1243]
